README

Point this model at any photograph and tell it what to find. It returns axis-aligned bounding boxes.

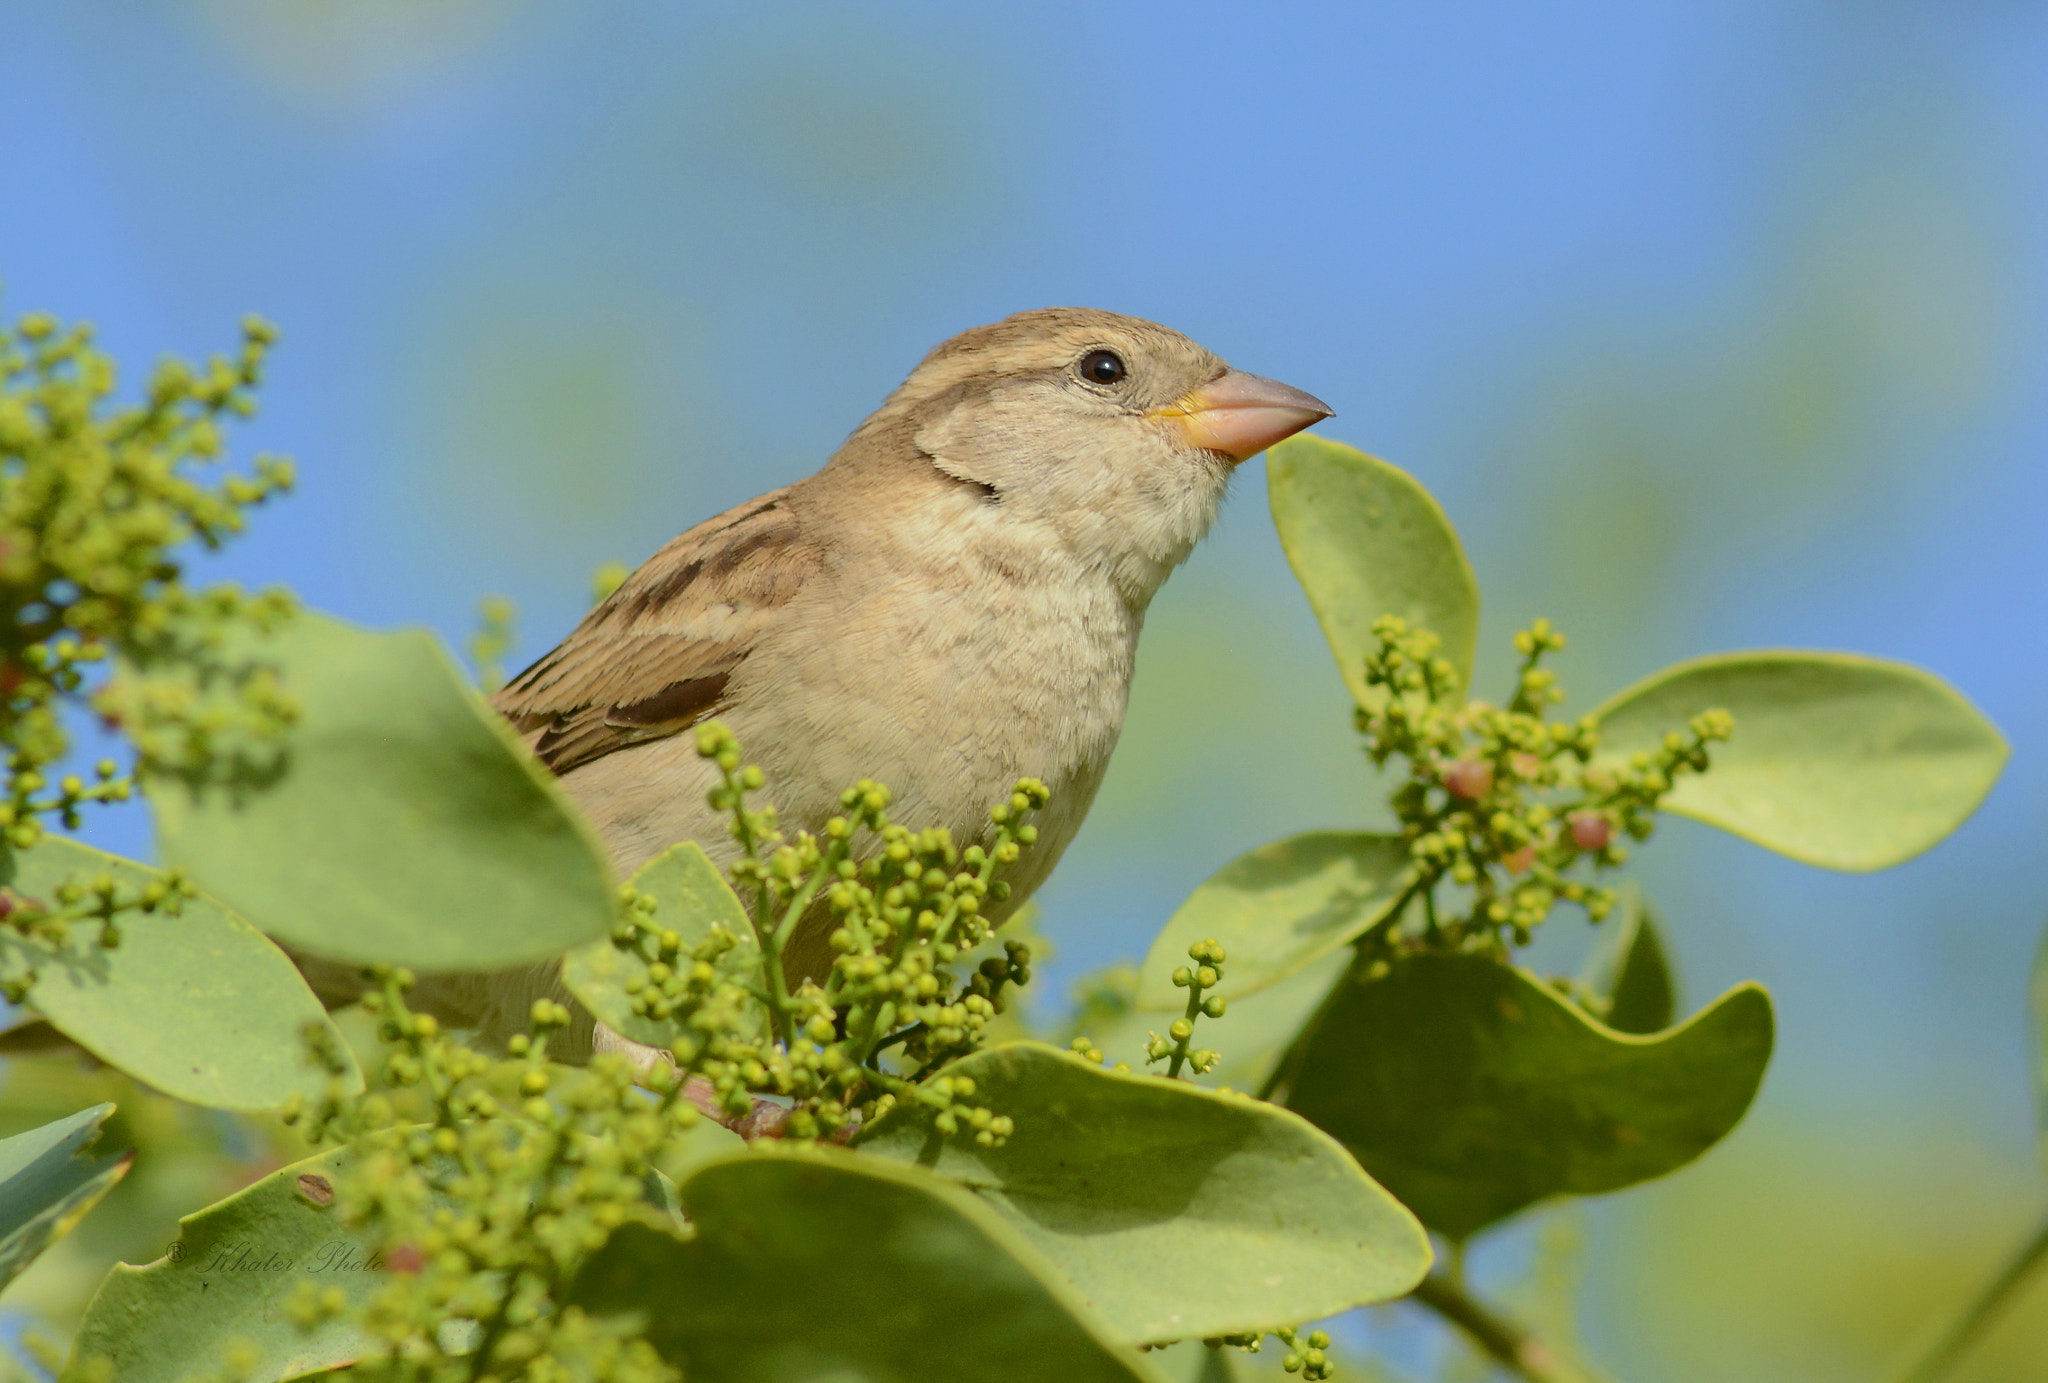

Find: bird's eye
[1078,349,1127,385]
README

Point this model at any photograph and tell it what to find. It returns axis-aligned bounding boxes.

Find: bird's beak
[1151,369,1334,462]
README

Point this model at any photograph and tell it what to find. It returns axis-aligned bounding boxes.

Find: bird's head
[859,307,1332,602]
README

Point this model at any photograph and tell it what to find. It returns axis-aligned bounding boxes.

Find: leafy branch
[1410,1273,1608,1383]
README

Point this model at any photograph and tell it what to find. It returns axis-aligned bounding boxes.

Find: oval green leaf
[563,842,766,1049]
[1137,832,1410,1011]
[65,1147,381,1383]
[147,610,617,969]
[570,1146,1160,1382]
[0,1104,129,1292]
[1286,953,1773,1242]
[1268,435,1481,703]
[858,1041,1430,1342]
[4,836,361,1110]
[1591,651,2007,871]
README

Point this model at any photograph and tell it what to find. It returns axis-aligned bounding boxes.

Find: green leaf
[570,1146,1161,1383]
[1268,435,1481,703]
[3,836,361,1110]
[1576,886,1676,1036]
[65,1147,381,1383]
[1592,651,2006,872]
[1137,832,1410,1010]
[149,610,617,969]
[858,1041,1430,1342]
[1286,953,1773,1242]
[1146,1341,1242,1383]
[562,843,766,1049]
[0,1104,129,1292]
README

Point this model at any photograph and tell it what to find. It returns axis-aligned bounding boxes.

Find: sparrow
[477,308,1329,1047]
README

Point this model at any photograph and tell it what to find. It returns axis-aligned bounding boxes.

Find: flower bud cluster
[465,595,517,694]
[286,969,689,1381]
[1148,939,1227,1078]
[0,303,296,1002]
[0,864,197,1002]
[1276,1326,1336,1379]
[285,731,1060,1377]
[1357,616,1731,952]
[1176,1325,1334,1380]
[680,725,1046,1148]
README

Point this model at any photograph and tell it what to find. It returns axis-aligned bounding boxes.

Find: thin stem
[1410,1272,1605,1383]
[1892,1208,2048,1383]
[716,761,797,1049]
[756,920,797,1049]
[1442,1237,1467,1286]
[771,840,845,956]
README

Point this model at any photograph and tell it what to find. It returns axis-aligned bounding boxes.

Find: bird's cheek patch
[914,404,1007,494]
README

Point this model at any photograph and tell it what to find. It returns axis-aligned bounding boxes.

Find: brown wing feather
[493,487,818,775]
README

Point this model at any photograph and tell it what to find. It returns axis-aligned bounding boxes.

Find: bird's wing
[493,487,820,775]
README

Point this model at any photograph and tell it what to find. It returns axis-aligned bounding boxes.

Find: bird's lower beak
[1152,369,1334,462]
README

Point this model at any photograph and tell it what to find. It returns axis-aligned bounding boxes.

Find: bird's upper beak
[1151,369,1334,462]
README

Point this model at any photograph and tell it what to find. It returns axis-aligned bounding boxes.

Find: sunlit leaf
[1287,952,1773,1241]
[563,842,765,1049]
[66,1147,381,1383]
[4,836,360,1110]
[0,1104,128,1292]
[1592,651,2006,871]
[859,1041,1430,1342]
[1268,435,1481,703]
[149,610,617,969]
[1137,832,1410,1011]
[570,1147,1159,1382]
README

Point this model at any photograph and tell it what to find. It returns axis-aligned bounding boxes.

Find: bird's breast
[737,541,1141,879]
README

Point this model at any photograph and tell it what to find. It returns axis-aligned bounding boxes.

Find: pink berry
[1569,813,1612,851]
[1444,759,1494,799]
[1501,846,1537,875]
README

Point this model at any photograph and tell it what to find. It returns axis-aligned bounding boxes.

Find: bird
[447,308,1330,1055]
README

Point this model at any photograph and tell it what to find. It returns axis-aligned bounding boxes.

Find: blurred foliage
[1606,1121,2048,1382]
[186,0,526,112]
